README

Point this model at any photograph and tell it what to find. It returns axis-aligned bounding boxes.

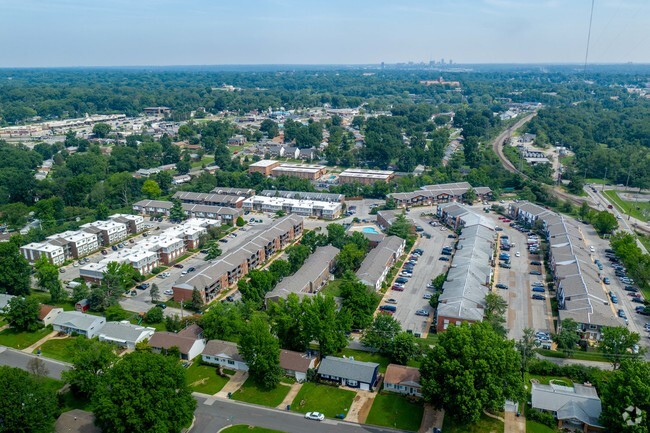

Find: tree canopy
[0,366,58,433]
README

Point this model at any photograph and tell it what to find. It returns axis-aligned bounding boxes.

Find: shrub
[526,407,556,429]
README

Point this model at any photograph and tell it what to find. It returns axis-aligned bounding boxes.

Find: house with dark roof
[201,339,249,371]
[531,382,604,432]
[317,356,379,391]
[148,325,205,360]
[280,350,318,382]
[98,321,156,350]
[383,364,422,397]
[38,304,63,326]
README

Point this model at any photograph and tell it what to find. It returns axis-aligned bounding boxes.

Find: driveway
[345,389,376,423]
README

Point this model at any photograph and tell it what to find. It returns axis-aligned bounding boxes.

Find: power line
[583,0,596,75]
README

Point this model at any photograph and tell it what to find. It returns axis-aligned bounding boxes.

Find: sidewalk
[21,330,58,354]
[215,370,248,398]
[276,382,303,409]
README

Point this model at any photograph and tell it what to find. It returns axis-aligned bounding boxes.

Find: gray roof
[259,190,343,202]
[356,236,404,288]
[532,382,602,427]
[52,311,104,331]
[210,187,255,197]
[98,321,155,344]
[173,191,244,206]
[0,294,15,311]
[202,339,245,362]
[318,356,379,384]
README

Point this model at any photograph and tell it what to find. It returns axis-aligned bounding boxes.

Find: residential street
[0,345,70,380]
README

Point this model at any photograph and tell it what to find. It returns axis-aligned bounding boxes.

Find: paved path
[536,354,613,370]
[277,382,303,409]
[504,412,525,433]
[22,330,58,353]
[345,389,376,423]
[216,370,248,398]
[419,405,443,433]
[0,345,70,380]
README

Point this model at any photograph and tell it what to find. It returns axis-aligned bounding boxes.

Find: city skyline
[1,0,649,67]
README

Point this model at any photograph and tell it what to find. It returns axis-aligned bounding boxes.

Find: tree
[339,274,379,329]
[554,318,580,356]
[63,338,118,397]
[599,326,643,370]
[190,287,204,311]
[362,314,401,354]
[287,244,310,273]
[0,366,58,433]
[484,292,508,337]
[420,322,523,423]
[104,304,128,321]
[390,331,419,365]
[326,223,347,249]
[34,255,65,303]
[5,296,41,332]
[91,261,137,311]
[72,281,90,303]
[387,212,411,239]
[593,210,618,234]
[238,315,283,390]
[0,242,31,296]
[93,351,196,433]
[516,328,537,372]
[268,259,291,280]
[463,187,477,204]
[92,122,112,138]
[303,295,351,356]
[169,199,186,222]
[600,360,650,433]
[205,242,222,260]
[260,119,279,139]
[141,179,162,199]
[176,159,191,175]
[150,283,160,303]
[95,202,110,220]
[200,302,244,341]
[26,357,49,380]
[144,307,164,324]
[335,243,366,276]
[267,294,310,351]
[236,216,245,227]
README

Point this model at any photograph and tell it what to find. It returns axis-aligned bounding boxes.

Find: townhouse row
[389,182,492,208]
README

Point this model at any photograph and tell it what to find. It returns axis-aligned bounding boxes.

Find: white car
[305,412,325,421]
[515,251,521,257]
[164,289,174,295]
[423,293,432,299]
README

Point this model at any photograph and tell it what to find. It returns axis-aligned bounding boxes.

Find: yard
[184,362,230,395]
[603,190,650,222]
[291,382,356,418]
[320,279,343,297]
[220,426,284,433]
[526,420,558,433]
[338,348,390,373]
[29,292,77,311]
[0,327,51,350]
[442,413,504,433]
[232,377,291,407]
[33,336,79,362]
[365,393,424,431]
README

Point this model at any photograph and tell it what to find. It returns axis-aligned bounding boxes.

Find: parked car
[305,412,325,421]
[164,289,174,295]
[530,261,541,266]
[395,277,408,284]
[625,286,639,292]
[499,262,511,269]
[392,285,405,292]
[385,298,398,304]
[156,304,167,309]
[415,309,430,317]
[515,251,521,257]
[618,309,627,319]
[187,267,195,272]
[495,283,509,290]
[111,245,118,251]
[530,270,542,275]
[631,297,645,304]
[439,256,450,261]
[532,287,545,293]
[174,264,184,268]
[379,305,397,313]
[59,268,66,273]
[423,293,432,299]
[532,294,545,300]
[603,277,610,285]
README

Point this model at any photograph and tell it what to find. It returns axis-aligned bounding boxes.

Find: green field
[232,378,291,407]
[185,362,230,395]
[365,393,424,431]
[442,413,504,433]
[526,420,558,433]
[0,327,51,349]
[291,383,355,418]
[603,190,650,222]
[220,426,284,433]
[33,337,78,362]
[338,348,390,373]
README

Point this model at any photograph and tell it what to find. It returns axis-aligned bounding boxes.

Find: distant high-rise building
[440,58,445,65]
[381,62,385,70]
[449,59,453,65]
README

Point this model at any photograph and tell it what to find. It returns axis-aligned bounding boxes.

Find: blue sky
[1,0,649,67]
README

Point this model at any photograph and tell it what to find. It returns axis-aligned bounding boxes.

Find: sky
[1,0,649,67]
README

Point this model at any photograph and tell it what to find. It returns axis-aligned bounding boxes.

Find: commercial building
[172,215,304,304]
[258,190,344,203]
[242,195,342,219]
[356,236,405,291]
[509,202,623,340]
[271,163,326,180]
[338,168,394,185]
[265,245,340,304]
[248,159,280,176]
[143,106,171,116]
[390,182,492,207]
[531,382,603,432]
[436,212,495,333]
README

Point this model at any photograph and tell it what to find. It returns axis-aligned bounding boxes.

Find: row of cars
[383,248,430,317]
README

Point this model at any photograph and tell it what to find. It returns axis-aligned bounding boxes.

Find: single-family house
[38,305,63,326]
[147,324,206,360]
[52,311,106,339]
[0,293,15,313]
[98,321,156,350]
[280,350,318,382]
[201,339,249,371]
[383,364,422,397]
[317,356,379,391]
[531,382,604,432]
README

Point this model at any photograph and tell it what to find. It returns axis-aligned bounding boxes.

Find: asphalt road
[0,346,70,380]
[192,395,409,433]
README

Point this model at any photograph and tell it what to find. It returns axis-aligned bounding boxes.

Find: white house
[52,311,106,339]
[280,350,318,382]
[201,339,249,371]
[383,364,422,397]
[148,325,205,360]
[98,321,156,350]
[38,305,64,327]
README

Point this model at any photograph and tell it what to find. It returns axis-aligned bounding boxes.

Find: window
[227,360,235,365]
[346,379,358,387]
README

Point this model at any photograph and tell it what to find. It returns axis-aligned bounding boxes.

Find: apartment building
[81,220,128,246]
[248,159,280,176]
[338,168,394,185]
[356,236,406,291]
[210,187,255,197]
[20,242,66,266]
[270,163,326,180]
[132,200,243,223]
[172,215,304,304]
[48,231,100,259]
[258,190,344,203]
[390,182,492,207]
[242,196,342,219]
[172,191,246,208]
[437,202,493,230]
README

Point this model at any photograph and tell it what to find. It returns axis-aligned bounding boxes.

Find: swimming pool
[361,227,380,234]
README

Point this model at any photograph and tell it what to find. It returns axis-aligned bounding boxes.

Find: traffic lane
[0,346,70,380]
[193,396,406,433]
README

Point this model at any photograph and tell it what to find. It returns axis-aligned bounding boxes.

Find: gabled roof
[280,350,316,373]
[38,304,62,321]
[148,331,200,354]
[203,339,245,362]
[317,356,378,384]
[99,321,155,344]
[384,364,421,387]
[532,382,602,427]
[52,311,103,331]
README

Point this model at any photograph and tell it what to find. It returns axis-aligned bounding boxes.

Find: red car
[392,285,405,291]
[173,264,184,269]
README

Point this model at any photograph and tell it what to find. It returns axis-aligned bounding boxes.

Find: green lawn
[29,292,77,311]
[220,426,284,433]
[338,348,390,373]
[33,337,78,362]
[232,378,291,407]
[366,393,424,431]
[291,383,356,418]
[526,420,558,433]
[442,413,504,433]
[185,362,230,395]
[603,190,650,222]
[0,327,51,349]
[320,279,343,297]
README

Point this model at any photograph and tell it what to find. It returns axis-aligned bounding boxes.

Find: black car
[156,304,167,309]
[499,262,511,269]
[631,297,645,304]
[111,245,118,251]
[187,267,195,272]
[530,261,542,266]
[625,286,639,292]
[532,294,545,300]
[439,256,450,261]
[495,283,509,290]
[530,270,542,275]
[447,234,456,238]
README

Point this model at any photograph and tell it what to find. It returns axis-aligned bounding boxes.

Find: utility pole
[625,166,632,221]
[180,300,184,320]
[601,167,608,192]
